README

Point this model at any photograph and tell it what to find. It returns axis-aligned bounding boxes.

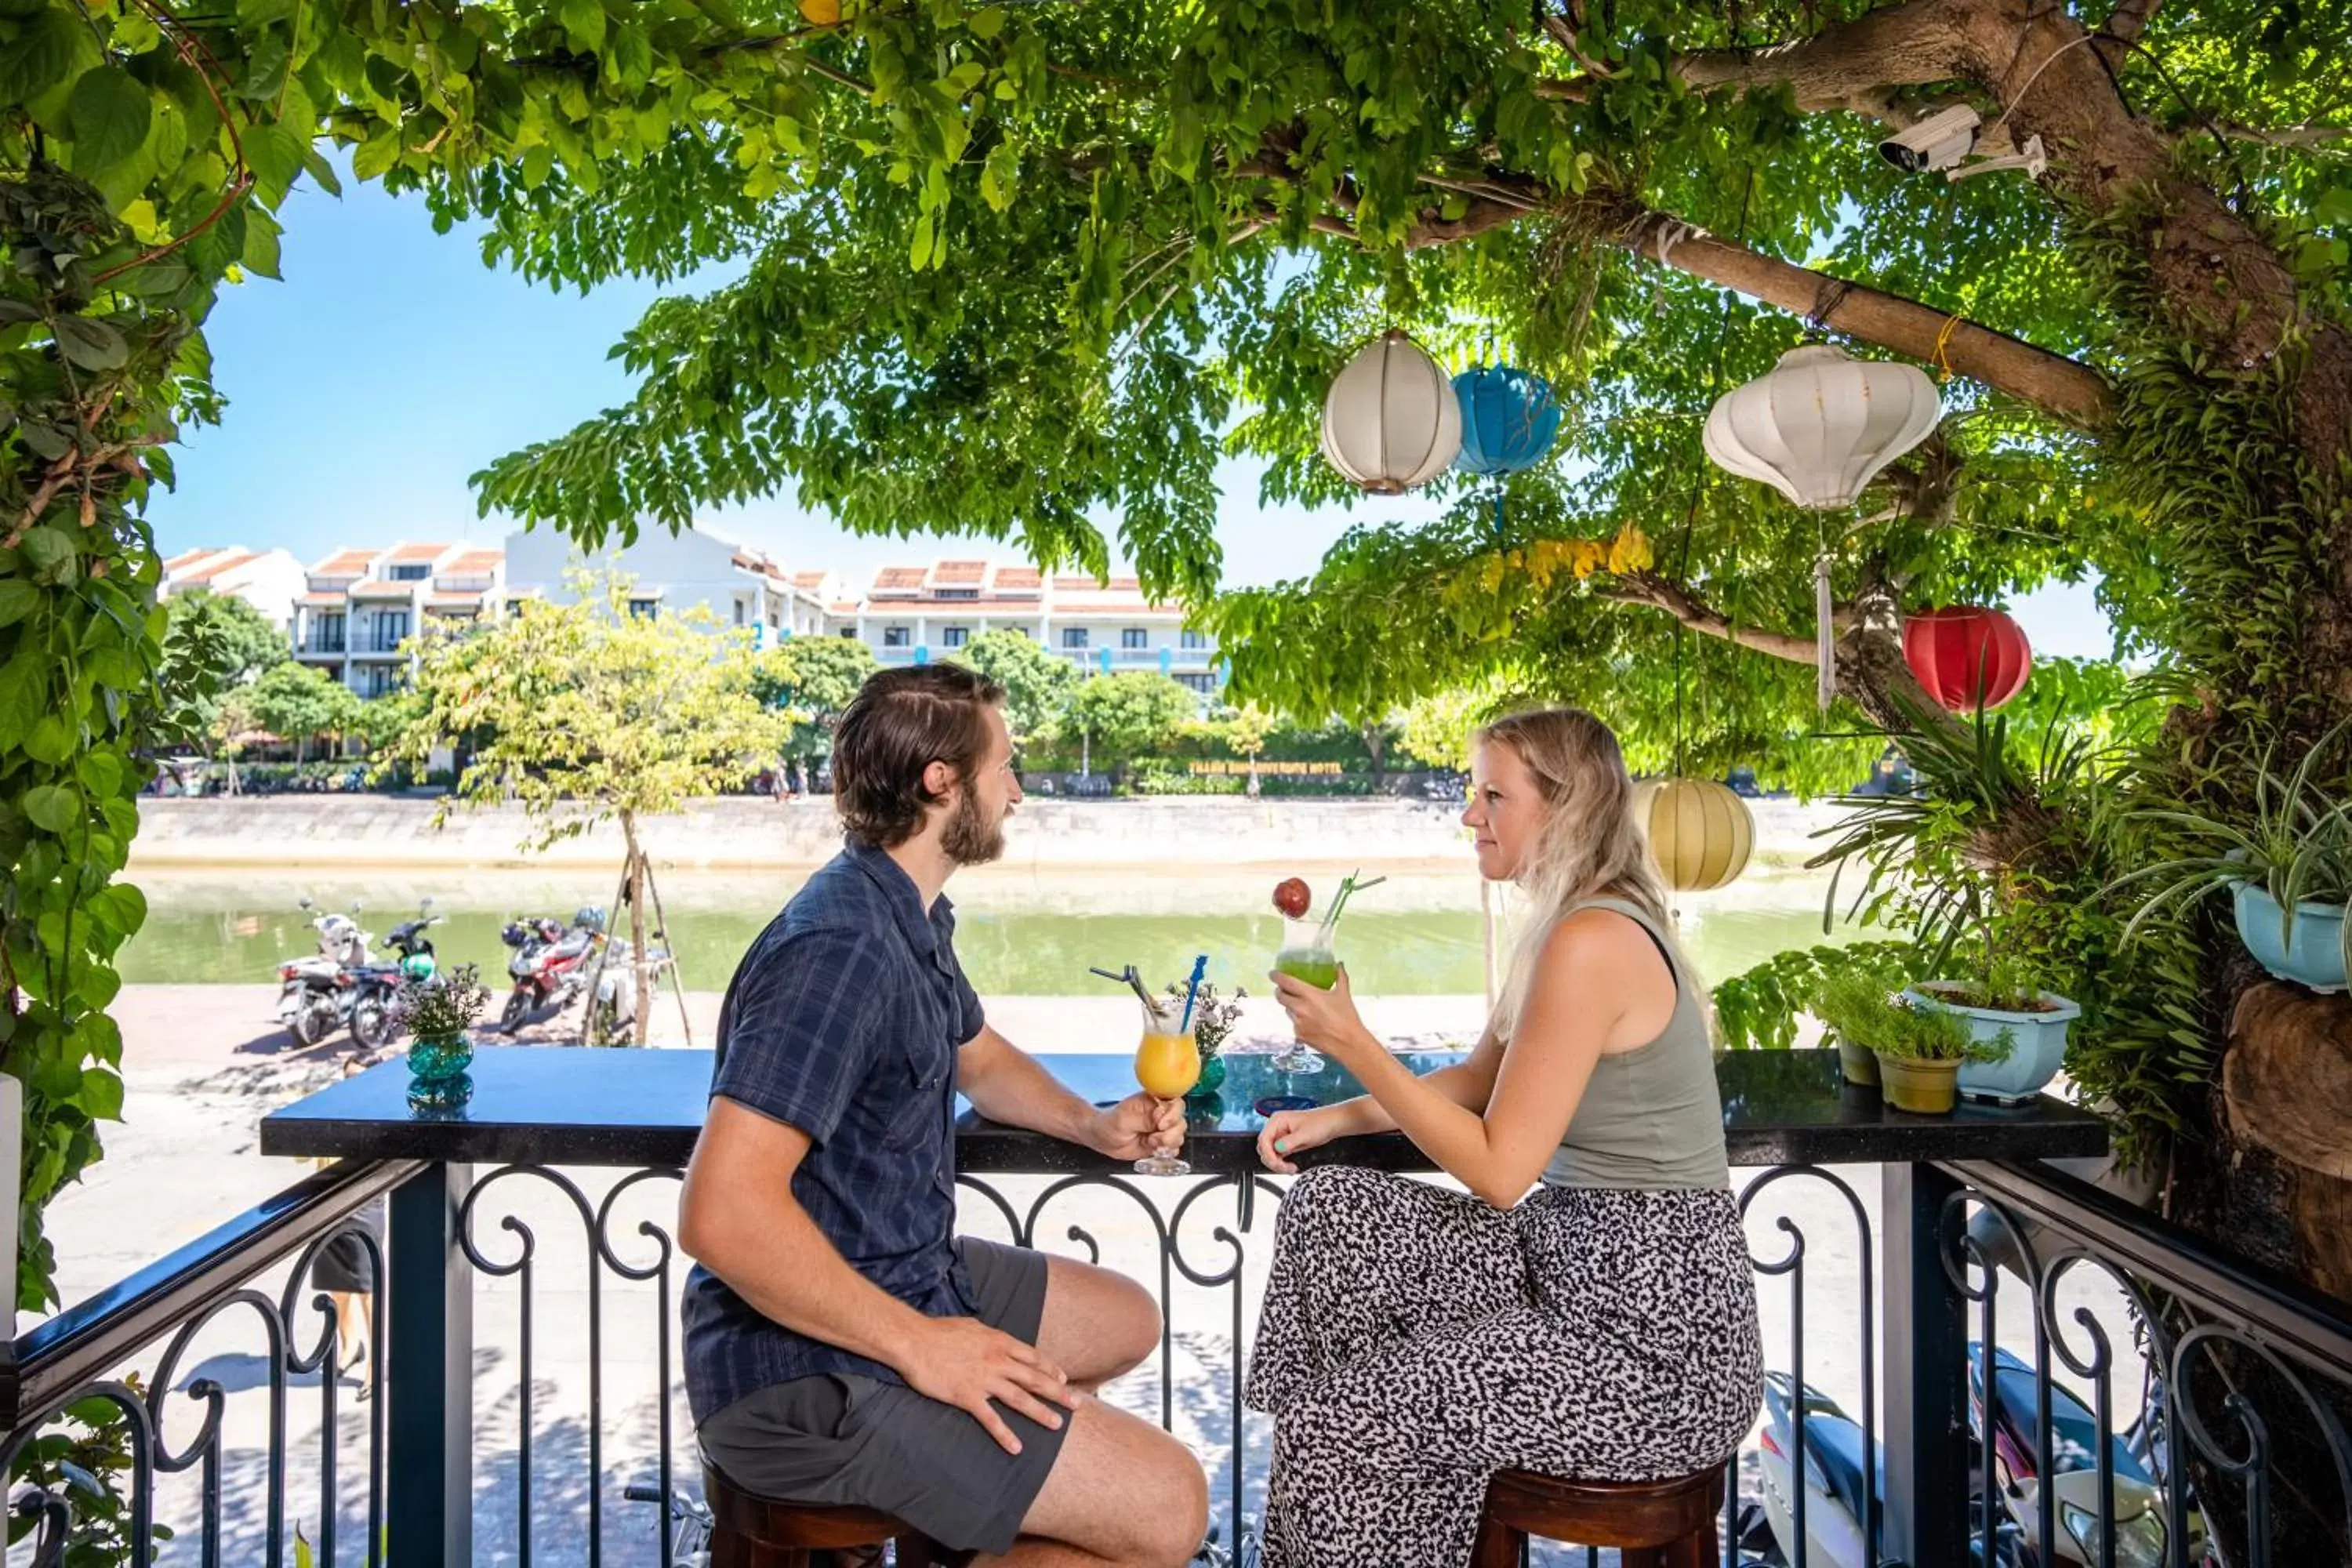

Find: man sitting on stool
[680,663,1210,1566]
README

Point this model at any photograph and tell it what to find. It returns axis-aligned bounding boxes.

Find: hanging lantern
[1453,366,1562,477]
[1702,345,1942,510]
[1321,330,1462,494]
[1704,344,1941,712]
[1636,777,1755,893]
[1903,605,2033,713]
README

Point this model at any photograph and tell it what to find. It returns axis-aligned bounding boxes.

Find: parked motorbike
[581,931,676,1046]
[346,899,441,1050]
[499,907,604,1033]
[274,898,374,1048]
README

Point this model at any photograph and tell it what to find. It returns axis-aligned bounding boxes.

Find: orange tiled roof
[296,593,345,608]
[993,566,1042,590]
[933,560,987,585]
[1052,575,1144,593]
[873,567,927,590]
[311,549,376,575]
[165,547,216,572]
[829,601,860,615]
[444,549,503,574]
[793,571,829,590]
[177,549,256,583]
[389,542,449,563]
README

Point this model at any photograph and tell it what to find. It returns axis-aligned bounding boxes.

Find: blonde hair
[1475,707,1685,1039]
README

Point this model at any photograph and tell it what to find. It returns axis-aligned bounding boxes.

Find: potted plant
[393,963,492,1110]
[1812,967,2010,1113]
[1905,949,2083,1105]
[2111,725,2352,994]
[1166,981,1245,1103]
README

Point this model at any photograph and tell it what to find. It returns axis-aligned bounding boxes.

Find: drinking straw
[1178,954,1209,1033]
[1091,964,1156,1009]
[1323,869,1389,935]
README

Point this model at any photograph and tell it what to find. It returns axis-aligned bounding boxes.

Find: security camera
[1878,104,1982,174]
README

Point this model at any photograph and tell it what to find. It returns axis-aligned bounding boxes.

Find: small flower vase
[1185,1053,1227,1103]
[407,1032,474,1110]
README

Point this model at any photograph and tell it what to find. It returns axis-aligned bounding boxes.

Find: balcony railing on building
[4,1047,2347,1568]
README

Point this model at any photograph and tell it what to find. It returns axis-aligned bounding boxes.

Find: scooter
[580,931,675,1046]
[274,898,373,1047]
[346,899,441,1050]
[500,907,605,1033]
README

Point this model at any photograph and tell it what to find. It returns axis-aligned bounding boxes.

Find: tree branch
[1602,571,1838,664]
[1299,171,2114,427]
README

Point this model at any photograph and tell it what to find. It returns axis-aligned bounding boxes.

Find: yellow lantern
[1637,777,1754,892]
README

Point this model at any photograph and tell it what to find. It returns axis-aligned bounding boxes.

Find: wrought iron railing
[4,1154,2347,1566]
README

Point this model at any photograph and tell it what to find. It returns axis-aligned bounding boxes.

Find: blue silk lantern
[1453,365,1562,539]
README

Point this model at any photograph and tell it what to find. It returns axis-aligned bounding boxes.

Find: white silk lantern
[1703,343,1942,710]
[1320,329,1463,494]
[1701,344,1942,510]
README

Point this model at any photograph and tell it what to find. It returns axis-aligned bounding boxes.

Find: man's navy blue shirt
[682,841,986,1424]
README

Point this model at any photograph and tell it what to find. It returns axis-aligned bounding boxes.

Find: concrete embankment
[130,794,1838,873]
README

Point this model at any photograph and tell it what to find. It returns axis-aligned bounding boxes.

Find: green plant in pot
[393,964,492,1110]
[2107,723,2352,995]
[1167,981,1245,1102]
[1906,948,2084,1106]
[1812,967,2012,1114]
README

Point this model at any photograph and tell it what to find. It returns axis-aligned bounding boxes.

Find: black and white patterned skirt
[1243,1166,1762,1568]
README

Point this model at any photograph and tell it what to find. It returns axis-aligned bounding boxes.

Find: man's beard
[942,787,1007,866]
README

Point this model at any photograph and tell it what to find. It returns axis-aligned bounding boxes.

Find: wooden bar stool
[703,1466,964,1568]
[1472,1464,1726,1568]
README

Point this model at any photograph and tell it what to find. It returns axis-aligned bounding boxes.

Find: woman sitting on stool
[1246,707,1763,1568]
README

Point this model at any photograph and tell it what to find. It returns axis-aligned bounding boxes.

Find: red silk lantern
[1903,606,2033,712]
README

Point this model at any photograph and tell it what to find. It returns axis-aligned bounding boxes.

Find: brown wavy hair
[831,663,1007,849]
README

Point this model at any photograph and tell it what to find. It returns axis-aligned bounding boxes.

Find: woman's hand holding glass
[1266,962,1377,1069]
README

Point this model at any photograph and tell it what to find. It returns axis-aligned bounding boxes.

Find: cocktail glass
[1272,914,1340,1075]
[1131,995,1200,1177]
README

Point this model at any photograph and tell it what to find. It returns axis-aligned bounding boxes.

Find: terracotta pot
[1875,1052,1960,1114]
[1836,1039,1881,1087]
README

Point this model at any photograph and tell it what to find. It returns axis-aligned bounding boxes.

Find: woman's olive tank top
[1537,896,1730,1192]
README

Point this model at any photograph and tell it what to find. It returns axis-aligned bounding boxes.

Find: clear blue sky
[150,170,2115,658]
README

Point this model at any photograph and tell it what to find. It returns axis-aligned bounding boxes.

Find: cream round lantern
[1701,344,1941,510]
[1321,329,1463,494]
[1637,777,1755,893]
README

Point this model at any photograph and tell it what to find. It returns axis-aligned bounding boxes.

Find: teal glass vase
[1185,1052,1227,1102]
[407,1032,474,1109]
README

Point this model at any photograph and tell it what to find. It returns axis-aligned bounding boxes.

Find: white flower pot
[2,1073,20,1333]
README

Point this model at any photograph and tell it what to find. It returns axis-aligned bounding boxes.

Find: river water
[120,863,1867,996]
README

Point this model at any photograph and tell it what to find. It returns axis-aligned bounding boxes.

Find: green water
[118,870,1857,996]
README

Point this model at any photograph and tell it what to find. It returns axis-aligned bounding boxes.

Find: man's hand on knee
[898,1316,1080,1455]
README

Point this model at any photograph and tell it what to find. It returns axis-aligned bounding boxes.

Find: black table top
[259,1044,2107,1173]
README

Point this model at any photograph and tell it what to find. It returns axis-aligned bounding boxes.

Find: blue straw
[1178,954,1209,1033]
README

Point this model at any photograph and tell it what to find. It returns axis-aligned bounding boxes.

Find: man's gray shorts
[695,1238,1066,1555]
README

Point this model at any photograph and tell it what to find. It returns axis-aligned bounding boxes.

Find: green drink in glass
[1272,914,1339,1074]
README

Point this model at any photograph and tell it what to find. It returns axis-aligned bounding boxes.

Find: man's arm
[678,1096,1078,1454]
[956,1022,1183,1160]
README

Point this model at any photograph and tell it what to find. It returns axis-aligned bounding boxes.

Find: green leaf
[0,9,85,110]
[74,750,121,799]
[350,128,401,180]
[0,654,38,744]
[561,0,606,52]
[24,713,72,765]
[237,0,296,25]
[21,784,79,834]
[0,579,38,627]
[66,66,150,172]
[241,208,283,280]
[245,122,305,207]
[19,526,74,571]
[52,314,127,372]
[75,1068,123,1122]
[299,140,343,197]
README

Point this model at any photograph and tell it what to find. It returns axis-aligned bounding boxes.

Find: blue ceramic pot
[1905,986,2079,1106]
[2233,882,2349,994]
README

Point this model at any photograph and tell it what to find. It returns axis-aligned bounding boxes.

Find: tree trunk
[1364,726,1386,786]
[620,810,652,1047]
[1247,753,1261,798]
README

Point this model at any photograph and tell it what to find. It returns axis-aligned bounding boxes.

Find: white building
[159,546,308,628]
[290,542,507,697]
[852,560,1221,695]
[500,524,833,645]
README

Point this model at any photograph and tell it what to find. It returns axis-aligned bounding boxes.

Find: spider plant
[2107,720,2352,978]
